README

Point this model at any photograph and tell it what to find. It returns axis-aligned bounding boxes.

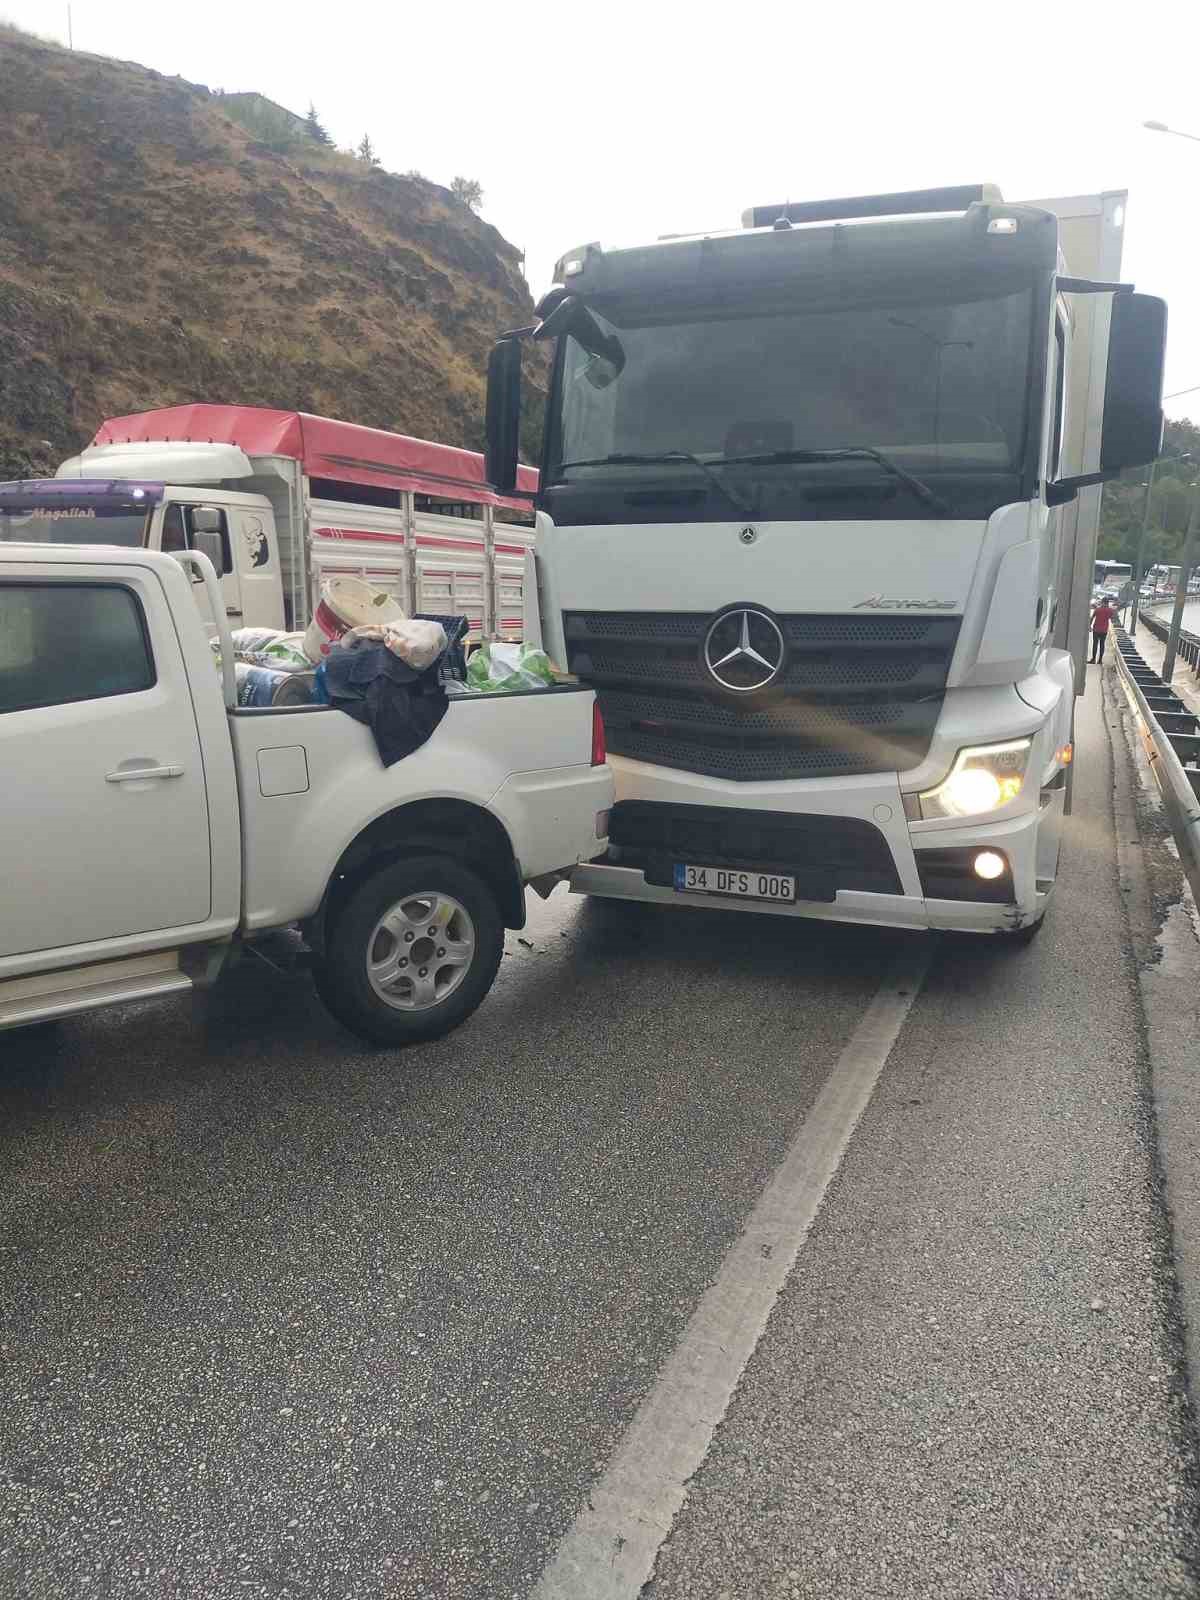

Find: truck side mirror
[186,507,230,575]
[485,338,522,496]
[191,527,226,576]
[1046,291,1168,507]
[1100,292,1167,473]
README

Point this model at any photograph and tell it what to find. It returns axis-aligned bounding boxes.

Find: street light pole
[1130,450,1190,635]
[1144,119,1200,145]
[1163,484,1200,682]
[1130,472,1154,635]
[1142,116,1199,673]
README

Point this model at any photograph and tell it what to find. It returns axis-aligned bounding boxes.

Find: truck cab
[1,407,542,645]
[484,185,1166,939]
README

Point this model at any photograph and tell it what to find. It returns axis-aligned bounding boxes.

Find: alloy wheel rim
[365,892,476,1012]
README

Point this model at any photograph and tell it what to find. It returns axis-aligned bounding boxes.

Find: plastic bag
[241,633,313,672]
[343,618,447,671]
[230,627,285,655]
[466,641,557,693]
[213,629,315,673]
[383,618,446,670]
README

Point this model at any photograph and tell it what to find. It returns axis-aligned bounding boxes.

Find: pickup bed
[0,544,612,1044]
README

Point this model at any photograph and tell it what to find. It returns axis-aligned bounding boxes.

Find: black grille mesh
[565,609,960,782]
[609,801,903,896]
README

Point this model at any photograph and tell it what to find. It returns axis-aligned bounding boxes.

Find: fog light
[973,850,1006,880]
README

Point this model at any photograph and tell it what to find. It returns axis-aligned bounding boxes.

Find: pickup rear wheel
[314,855,503,1046]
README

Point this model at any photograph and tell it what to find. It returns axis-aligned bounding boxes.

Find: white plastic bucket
[303,577,404,660]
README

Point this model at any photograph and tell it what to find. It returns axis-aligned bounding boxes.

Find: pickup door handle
[105,765,185,783]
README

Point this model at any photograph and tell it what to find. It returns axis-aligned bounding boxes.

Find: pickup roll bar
[172,550,236,710]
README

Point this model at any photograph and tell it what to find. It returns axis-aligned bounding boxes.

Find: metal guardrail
[1137,603,1200,675]
[1114,626,1200,898]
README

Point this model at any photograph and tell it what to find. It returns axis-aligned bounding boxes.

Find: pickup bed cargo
[0,544,612,1045]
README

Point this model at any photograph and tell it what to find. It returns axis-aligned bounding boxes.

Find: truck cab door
[0,558,213,962]
[227,504,284,631]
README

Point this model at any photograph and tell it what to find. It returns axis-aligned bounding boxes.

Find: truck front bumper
[568,760,1060,936]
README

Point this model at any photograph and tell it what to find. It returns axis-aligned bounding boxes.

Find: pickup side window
[0,583,155,715]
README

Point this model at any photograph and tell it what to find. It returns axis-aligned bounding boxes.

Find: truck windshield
[545,285,1037,524]
[0,504,150,547]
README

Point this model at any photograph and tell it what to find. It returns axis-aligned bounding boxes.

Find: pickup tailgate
[474,686,612,880]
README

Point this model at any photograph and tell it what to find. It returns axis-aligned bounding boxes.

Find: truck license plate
[673,863,796,903]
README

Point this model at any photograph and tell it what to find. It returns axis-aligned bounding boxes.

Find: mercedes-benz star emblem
[739,526,757,545]
[703,608,785,693]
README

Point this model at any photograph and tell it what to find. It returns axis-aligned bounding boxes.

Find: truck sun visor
[0,479,165,516]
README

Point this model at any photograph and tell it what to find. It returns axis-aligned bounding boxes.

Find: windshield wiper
[718,447,953,517]
[557,452,756,518]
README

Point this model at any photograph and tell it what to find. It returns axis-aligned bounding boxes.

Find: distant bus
[1093,560,1133,593]
[1146,564,1181,593]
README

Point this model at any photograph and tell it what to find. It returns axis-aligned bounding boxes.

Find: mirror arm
[1057,277,1135,296]
[1046,469,1116,507]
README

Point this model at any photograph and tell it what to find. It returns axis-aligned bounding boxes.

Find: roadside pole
[1130,469,1155,635]
[1131,451,1190,635]
[1163,482,1200,681]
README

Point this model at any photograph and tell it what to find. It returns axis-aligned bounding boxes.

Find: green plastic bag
[467,641,557,693]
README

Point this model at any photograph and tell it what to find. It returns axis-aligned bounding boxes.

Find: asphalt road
[3,662,1199,1600]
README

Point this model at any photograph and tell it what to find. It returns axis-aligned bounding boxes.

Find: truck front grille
[564,610,960,782]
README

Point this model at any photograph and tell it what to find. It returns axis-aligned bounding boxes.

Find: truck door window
[1051,315,1066,479]
[0,583,155,715]
[161,505,231,572]
[161,504,187,553]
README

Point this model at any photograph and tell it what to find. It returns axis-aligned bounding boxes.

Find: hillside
[0,25,542,480]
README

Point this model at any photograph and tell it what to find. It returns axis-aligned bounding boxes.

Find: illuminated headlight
[916,739,1032,821]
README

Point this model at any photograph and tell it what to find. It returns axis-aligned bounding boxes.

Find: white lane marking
[532,943,931,1600]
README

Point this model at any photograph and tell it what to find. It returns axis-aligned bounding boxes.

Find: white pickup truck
[0,542,612,1045]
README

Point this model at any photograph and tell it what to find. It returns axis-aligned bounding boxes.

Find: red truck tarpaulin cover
[92,404,538,512]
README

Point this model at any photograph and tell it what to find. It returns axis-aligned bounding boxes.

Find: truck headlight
[916,739,1032,821]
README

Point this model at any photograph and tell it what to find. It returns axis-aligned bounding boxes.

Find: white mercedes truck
[484,185,1166,938]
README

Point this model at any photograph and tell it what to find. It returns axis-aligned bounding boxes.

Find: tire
[312,854,504,1046]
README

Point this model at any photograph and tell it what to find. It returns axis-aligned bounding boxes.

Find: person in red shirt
[1090,598,1119,663]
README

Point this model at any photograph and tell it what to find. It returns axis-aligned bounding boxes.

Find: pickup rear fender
[308,798,525,956]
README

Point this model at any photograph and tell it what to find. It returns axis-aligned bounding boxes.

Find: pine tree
[305,103,333,147]
[357,134,380,168]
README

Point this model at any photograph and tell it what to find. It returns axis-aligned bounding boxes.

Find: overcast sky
[11,0,1200,424]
